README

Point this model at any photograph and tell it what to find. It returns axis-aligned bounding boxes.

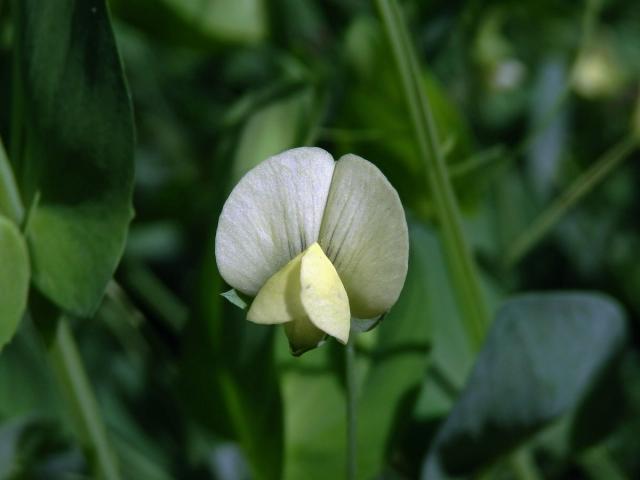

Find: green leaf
[423,292,626,478]
[165,0,266,44]
[15,0,135,316]
[112,0,267,48]
[0,139,24,224]
[0,417,74,478]
[231,87,320,184]
[221,289,250,310]
[0,320,59,418]
[0,215,29,349]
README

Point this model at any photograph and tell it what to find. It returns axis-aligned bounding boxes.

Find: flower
[215,147,409,355]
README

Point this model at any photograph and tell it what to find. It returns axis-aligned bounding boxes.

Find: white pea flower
[215,147,409,355]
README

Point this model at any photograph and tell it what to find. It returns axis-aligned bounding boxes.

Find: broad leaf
[15,0,135,316]
[0,216,29,349]
[423,292,626,478]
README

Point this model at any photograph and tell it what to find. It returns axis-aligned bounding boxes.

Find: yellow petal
[246,250,306,324]
[300,243,351,344]
[284,316,326,356]
[247,242,351,352]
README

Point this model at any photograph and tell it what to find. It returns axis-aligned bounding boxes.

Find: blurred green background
[0,0,639,479]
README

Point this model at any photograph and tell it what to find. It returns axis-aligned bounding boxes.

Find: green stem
[375,0,489,350]
[48,317,122,480]
[346,336,358,480]
[506,135,638,265]
[0,138,24,223]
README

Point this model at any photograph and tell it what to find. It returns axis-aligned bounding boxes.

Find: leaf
[0,417,75,479]
[0,318,58,418]
[112,0,267,48]
[230,87,320,184]
[15,0,135,316]
[0,139,24,224]
[221,289,250,310]
[0,215,30,349]
[164,0,266,44]
[423,292,627,478]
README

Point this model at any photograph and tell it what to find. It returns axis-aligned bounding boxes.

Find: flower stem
[47,316,122,480]
[346,336,358,480]
[375,0,489,350]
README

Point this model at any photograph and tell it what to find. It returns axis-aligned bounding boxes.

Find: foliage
[0,0,639,479]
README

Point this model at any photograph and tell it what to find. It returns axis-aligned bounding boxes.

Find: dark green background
[0,0,639,479]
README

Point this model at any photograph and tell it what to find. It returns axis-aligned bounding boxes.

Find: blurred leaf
[0,215,29,349]
[112,0,266,48]
[231,87,321,183]
[0,417,85,480]
[569,355,625,453]
[421,227,475,391]
[0,320,59,418]
[507,136,638,266]
[0,138,24,224]
[15,0,135,316]
[165,0,266,44]
[268,0,326,49]
[423,292,627,478]
[181,252,283,480]
[633,90,640,140]
[0,416,80,479]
